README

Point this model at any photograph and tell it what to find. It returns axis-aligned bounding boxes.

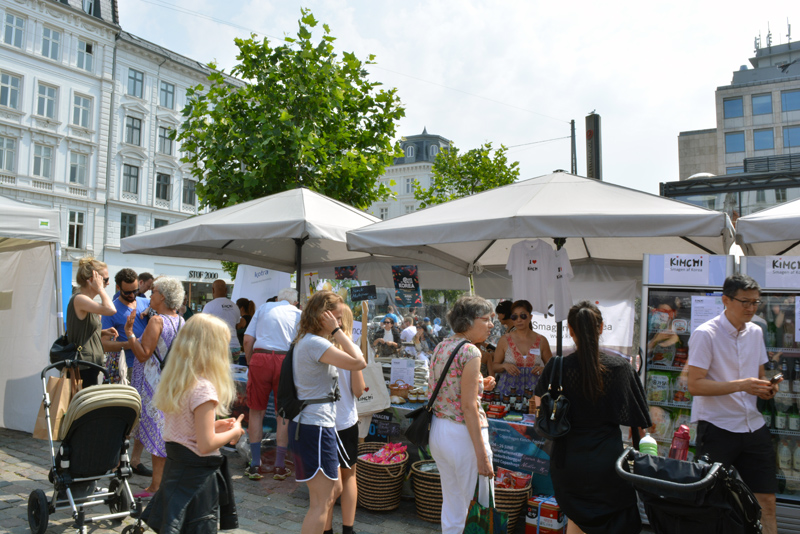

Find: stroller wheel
[108,478,132,518]
[27,489,49,534]
[121,525,145,534]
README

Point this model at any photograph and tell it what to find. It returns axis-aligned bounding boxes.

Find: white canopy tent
[121,188,471,293]
[0,196,62,432]
[735,197,800,256]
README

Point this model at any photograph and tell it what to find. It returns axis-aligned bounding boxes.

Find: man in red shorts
[243,288,301,480]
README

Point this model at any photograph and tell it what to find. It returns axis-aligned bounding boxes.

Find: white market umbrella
[735,197,800,256]
[347,172,734,276]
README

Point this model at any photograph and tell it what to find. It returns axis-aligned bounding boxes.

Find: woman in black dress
[535,301,651,534]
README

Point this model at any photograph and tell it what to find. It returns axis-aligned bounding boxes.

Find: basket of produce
[356,442,408,511]
[389,380,411,399]
[410,460,442,522]
[494,467,533,532]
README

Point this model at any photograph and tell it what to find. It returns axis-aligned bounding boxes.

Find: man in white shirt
[242,288,301,481]
[687,274,781,534]
[202,280,241,353]
[400,315,417,356]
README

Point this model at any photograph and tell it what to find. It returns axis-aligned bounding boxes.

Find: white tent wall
[0,243,58,433]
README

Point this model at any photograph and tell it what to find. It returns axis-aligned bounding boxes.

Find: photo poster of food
[334,265,358,280]
[392,265,422,307]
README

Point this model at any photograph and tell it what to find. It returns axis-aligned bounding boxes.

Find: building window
[752,94,772,115]
[127,69,143,98]
[0,136,15,172]
[404,178,413,194]
[122,164,139,194]
[726,166,744,174]
[753,129,774,151]
[67,211,84,248]
[379,207,388,220]
[125,116,141,145]
[0,73,20,109]
[72,95,91,128]
[784,126,800,148]
[158,127,172,155]
[430,145,439,157]
[77,40,93,72]
[82,0,94,15]
[776,188,787,203]
[159,81,175,109]
[69,152,87,184]
[37,84,57,119]
[3,14,24,49]
[120,213,136,239]
[405,204,415,214]
[724,132,745,153]
[155,173,171,200]
[41,28,60,60]
[182,179,196,206]
[723,97,743,119]
[154,218,168,229]
[405,145,415,158]
[33,144,53,178]
[782,90,800,112]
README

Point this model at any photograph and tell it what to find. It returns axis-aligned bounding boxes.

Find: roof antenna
[767,23,772,48]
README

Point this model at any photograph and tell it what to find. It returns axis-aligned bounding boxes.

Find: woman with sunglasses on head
[492,300,552,402]
[370,313,401,358]
[68,257,118,386]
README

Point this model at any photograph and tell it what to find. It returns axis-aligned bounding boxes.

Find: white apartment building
[368,128,451,220]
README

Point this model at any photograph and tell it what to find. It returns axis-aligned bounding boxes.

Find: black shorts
[337,423,359,470]
[695,421,777,494]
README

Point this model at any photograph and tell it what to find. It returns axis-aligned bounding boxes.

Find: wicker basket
[389,380,411,399]
[410,460,442,523]
[495,483,532,532]
[356,442,408,511]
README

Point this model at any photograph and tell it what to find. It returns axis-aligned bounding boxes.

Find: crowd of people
[61,258,779,534]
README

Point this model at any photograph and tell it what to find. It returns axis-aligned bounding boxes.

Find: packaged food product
[673,347,689,368]
[359,442,408,465]
[671,375,693,405]
[649,406,674,441]
[495,467,532,489]
[673,409,698,444]
[651,343,676,367]
[526,496,566,534]
[647,372,671,402]
[671,319,689,334]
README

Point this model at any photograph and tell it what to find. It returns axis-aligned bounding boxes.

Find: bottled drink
[763,401,774,429]
[776,406,788,430]
[790,405,800,432]
[781,359,791,394]
[779,440,792,471]
[793,360,800,394]
[668,424,691,461]
[639,433,658,456]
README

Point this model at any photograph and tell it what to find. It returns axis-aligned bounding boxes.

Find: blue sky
[120,0,797,194]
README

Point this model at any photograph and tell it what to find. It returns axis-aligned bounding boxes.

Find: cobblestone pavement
[0,428,444,534]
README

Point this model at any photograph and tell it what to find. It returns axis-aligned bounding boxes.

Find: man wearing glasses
[688,274,780,534]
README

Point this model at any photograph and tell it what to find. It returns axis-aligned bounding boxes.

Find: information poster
[390,358,415,385]
[663,254,710,286]
[488,421,554,495]
[766,256,800,289]
[690,295,724,333]
[392,265,422,307]
[335,265,358,280]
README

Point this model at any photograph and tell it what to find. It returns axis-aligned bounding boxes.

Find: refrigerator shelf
[648,400,692,409]
[767,348,800,354]
[647,365,687,373]
[770,428,800,437]
[776,392,800,399]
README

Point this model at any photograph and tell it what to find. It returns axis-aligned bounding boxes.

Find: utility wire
[131,0,570,124]
[505,136,571,149]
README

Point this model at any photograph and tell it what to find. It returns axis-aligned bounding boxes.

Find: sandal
[132,463,153,477]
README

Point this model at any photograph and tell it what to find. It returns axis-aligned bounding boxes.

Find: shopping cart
[615,447,762,534]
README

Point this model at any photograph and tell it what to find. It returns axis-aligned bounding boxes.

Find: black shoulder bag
[157,316,183,371]
[404,340,469,448]
[534,356,571,440]
[50,334,83,364]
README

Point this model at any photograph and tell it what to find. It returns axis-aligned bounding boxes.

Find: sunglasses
[383,321,393,325]
[510,313,529,321]
[120,288,138,296]
[103,277,110,284]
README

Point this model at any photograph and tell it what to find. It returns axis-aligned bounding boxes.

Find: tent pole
[54,242,64,336]
[294,236,309,300]
[554,238,567,357]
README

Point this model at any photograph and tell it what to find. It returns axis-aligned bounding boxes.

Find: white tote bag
[356,344,391,415]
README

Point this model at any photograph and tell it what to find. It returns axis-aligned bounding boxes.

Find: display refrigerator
[639,254,734,458]
[741,255,800,532]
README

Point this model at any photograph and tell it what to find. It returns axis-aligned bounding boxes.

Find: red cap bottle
[668,424,691,461]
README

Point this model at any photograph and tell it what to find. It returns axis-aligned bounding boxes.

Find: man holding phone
[687,274,781,534]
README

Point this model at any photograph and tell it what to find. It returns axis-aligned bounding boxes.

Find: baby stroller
[615,446,762,534]
[29,360,142,534]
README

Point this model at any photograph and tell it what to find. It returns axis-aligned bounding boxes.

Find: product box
[526,496,566,534]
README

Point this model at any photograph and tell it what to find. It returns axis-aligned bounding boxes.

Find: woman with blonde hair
[289,291,367,534]
[68,257,118,386]
[124,276,185,497]
[323,305,365,534]
[141,313,245,533]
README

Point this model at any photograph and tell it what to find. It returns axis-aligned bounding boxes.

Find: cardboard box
[526,496,566,534]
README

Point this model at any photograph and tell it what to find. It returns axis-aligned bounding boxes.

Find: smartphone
[771,373,783,384]
[486,343,497,352]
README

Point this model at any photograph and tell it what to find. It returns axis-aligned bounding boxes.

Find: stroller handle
[41,360,108,380]
[616,447,723,493]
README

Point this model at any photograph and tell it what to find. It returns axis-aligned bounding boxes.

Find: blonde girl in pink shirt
[142,313,245,533]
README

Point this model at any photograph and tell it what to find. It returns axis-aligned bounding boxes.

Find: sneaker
[273,466,292,481]
[246,465,263,480]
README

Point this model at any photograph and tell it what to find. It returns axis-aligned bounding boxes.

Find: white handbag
[356,344,391,415]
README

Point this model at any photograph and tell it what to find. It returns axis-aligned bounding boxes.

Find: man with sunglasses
[101,268,153,476]
[687,274,781,534]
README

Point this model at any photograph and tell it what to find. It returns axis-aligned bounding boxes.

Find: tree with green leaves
[413,142,520,208]
[177,9,405,211]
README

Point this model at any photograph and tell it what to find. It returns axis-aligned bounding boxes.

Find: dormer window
[405,145,415,158]
[83,0,94,15]
[430,145,439,157]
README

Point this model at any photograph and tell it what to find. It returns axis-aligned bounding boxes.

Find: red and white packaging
[526,496,566,534]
